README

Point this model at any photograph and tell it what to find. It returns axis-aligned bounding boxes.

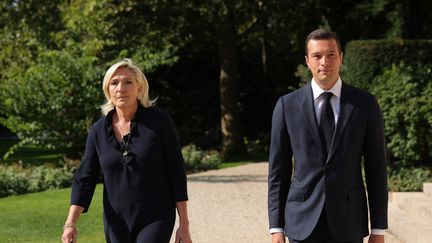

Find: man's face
[305,39,343,89]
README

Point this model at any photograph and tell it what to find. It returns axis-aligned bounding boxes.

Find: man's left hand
[368,234,384,243]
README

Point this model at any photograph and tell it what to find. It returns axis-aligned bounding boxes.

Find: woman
[61,59,192,243]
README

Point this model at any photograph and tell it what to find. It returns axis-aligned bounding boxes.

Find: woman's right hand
[62,205,84,243]
[61,224,77,243]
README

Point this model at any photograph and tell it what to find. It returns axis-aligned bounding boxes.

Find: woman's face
[109,67,141,110]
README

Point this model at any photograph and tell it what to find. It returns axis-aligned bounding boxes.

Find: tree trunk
[214,15,245,158]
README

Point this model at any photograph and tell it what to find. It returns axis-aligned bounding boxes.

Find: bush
[0,50,103,160]
[182,144,221,173]
[342,39,432,90]
[340,39,432,169]
[371,63,432,167]
[28,165,76,192]
[388,167,432,191]
[0,164,76,198]
[0,144,223,198]
[0,166,30,197]
[243,134,270,157]
[294,64,311,87]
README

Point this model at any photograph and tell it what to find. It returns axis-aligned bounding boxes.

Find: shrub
[340,39,432,169]
[342,39,432,90]
[388,167,432,191]
[294,64,311,87]
[28,165,75,192]
[181,144,221,173]
[0,164,76,198]
[0,50,103,160]
[0,166,30,197]
[243,134,270,157]
[371,63,432,167]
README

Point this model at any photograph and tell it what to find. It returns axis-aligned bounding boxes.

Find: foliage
[0,1,63,69]
[1,143,223,198]
[2,0,432,159]
[371,63,432,167]
[342,40,432,90]
[0,164,76,198]
[181,144,221,173]
[388,167,432,191]
[0,143,222,198]
[0,166,29,197]
[243,134,270,157]
[342,39,432,168]
[0,51,103,159]
[28,165,76,192]
[0,0,184,160]
[57,0,114,57]
[0,139,62,165]
[294,64,312,87]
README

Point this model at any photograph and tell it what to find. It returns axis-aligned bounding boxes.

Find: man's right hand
[271,232,286,243]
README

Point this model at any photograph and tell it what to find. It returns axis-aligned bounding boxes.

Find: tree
[0,51,103,159]
[212,2,245,158]
[0,0,185,160]
[0,1,110,160]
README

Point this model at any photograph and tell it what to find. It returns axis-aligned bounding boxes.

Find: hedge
[342,39,432,168]
[341,39,432,90]
[371,63,432,167]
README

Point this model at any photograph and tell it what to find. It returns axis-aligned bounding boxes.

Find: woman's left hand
[175,224,192,243]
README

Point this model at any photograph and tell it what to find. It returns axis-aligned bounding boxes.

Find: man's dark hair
[305,28,342,55]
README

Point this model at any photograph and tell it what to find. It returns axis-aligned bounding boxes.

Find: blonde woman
[61,59,192,243]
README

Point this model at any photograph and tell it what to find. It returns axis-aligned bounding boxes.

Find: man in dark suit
[268,29,388,243]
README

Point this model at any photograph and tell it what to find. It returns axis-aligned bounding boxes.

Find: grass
[0,185,105,242]
[218,153,267,169]
[218,161,250,169]
[0,139,62,165]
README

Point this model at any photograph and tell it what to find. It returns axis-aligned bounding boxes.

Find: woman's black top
[71,105,188,236]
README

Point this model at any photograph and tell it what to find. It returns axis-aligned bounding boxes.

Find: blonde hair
[100,59,155,115]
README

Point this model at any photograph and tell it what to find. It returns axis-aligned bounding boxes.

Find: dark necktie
[319,92,335,155]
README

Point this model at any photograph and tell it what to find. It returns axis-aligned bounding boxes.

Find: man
[267,29,388,243]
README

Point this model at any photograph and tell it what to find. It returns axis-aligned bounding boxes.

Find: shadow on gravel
[188,175,266,183]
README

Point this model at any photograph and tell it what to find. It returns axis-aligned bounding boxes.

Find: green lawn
[218,161,249,169]
[0,185,105,242]
[219,153,267,169]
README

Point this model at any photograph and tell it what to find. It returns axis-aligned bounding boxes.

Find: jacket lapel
[327,82,355,162]
[298,84,323,152]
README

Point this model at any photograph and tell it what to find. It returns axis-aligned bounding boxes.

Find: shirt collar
[311,77,342,101]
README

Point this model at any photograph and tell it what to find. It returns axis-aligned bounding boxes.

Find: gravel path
[170,162,270,243]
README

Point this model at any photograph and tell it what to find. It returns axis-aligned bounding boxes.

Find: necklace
[115,122,131,156]
[115,122,130,136]
[122,133,131,156]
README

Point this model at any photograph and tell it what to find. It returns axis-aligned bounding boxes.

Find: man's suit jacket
[268,82,388,241]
